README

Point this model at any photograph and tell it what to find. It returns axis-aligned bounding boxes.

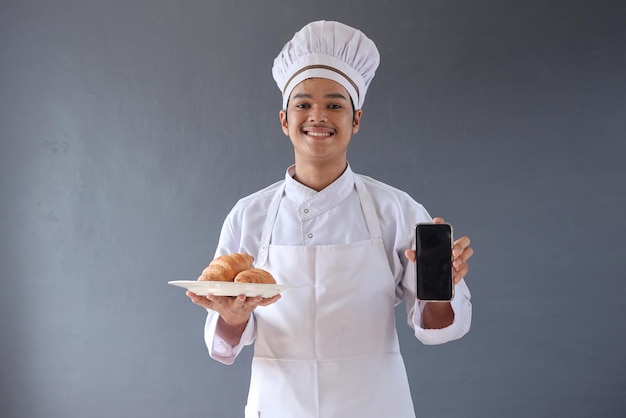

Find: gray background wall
[1,1,625,417]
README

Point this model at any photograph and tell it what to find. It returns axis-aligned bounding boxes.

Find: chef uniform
[202,21,472,418]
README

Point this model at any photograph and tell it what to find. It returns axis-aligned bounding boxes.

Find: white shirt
[205,164,472,363]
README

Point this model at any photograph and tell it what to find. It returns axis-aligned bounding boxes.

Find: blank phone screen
[415,224,453,301]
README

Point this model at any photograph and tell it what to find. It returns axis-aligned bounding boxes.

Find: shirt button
[303,208,309,214]
[307,233,313,239]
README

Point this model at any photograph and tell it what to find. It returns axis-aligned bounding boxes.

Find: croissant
[234,268,276,284]
[198,252,254,282]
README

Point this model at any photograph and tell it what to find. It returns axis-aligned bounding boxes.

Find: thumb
[404,249,416,262]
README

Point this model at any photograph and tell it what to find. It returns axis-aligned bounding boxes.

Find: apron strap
[256,182,285,267]
[353,175,383,240]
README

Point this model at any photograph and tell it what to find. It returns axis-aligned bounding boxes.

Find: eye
[294,103,310,109]
[328,104,342,109]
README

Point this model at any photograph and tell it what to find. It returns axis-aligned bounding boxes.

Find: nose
[308,105,328,122]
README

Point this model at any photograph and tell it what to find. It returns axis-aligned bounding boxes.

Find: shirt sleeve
[204,309,257,365]
[412,278,472,345]
[385,189,472,345]
[202,211,258,364]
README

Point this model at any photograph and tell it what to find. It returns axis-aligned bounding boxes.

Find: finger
[433,217,446,224]
[404,249,416,262]
[460,246,474,263]
[454,263,469,283]
[229,295,251,312]
[241,295,262,308]
[453,246,473,266]
[186,290,204,303]
[257,294,281,306]
[226,295,264,315]
[453,236,471,256]
[186,291,213,309]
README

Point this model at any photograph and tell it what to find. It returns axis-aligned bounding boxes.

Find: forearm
[421,302,454,329]
[216,315,250,346]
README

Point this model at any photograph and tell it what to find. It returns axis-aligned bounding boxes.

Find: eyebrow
[291,92,350,101]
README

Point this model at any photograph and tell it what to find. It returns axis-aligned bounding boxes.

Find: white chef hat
[272,20,380,110]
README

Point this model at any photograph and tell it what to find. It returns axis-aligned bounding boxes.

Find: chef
[187,20,473,418]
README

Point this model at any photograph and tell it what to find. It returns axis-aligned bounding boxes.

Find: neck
[292,159,348,191]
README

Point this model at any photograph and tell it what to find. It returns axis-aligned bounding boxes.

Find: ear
[352,109,363,134]
[279,110,289,136]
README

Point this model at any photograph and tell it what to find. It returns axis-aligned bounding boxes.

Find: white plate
[168,280,296,298]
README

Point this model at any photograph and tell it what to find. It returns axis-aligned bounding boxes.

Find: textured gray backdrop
[1,1,625,417]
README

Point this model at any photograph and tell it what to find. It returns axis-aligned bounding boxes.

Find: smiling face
[279,78,362,169]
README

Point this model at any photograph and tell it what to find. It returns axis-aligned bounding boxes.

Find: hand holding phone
[415,223,453,302]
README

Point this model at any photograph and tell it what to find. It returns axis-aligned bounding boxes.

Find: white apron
[244,175,415,418]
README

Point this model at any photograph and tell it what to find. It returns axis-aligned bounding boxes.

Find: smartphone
[415,223,453,301]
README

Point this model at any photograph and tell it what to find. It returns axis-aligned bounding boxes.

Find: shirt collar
[284,164,356,210]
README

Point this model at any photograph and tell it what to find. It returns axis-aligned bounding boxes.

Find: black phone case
[415,223,453,301]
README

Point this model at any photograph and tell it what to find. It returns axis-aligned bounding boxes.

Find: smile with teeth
[303,128,334,138]
[307,131,332,137]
